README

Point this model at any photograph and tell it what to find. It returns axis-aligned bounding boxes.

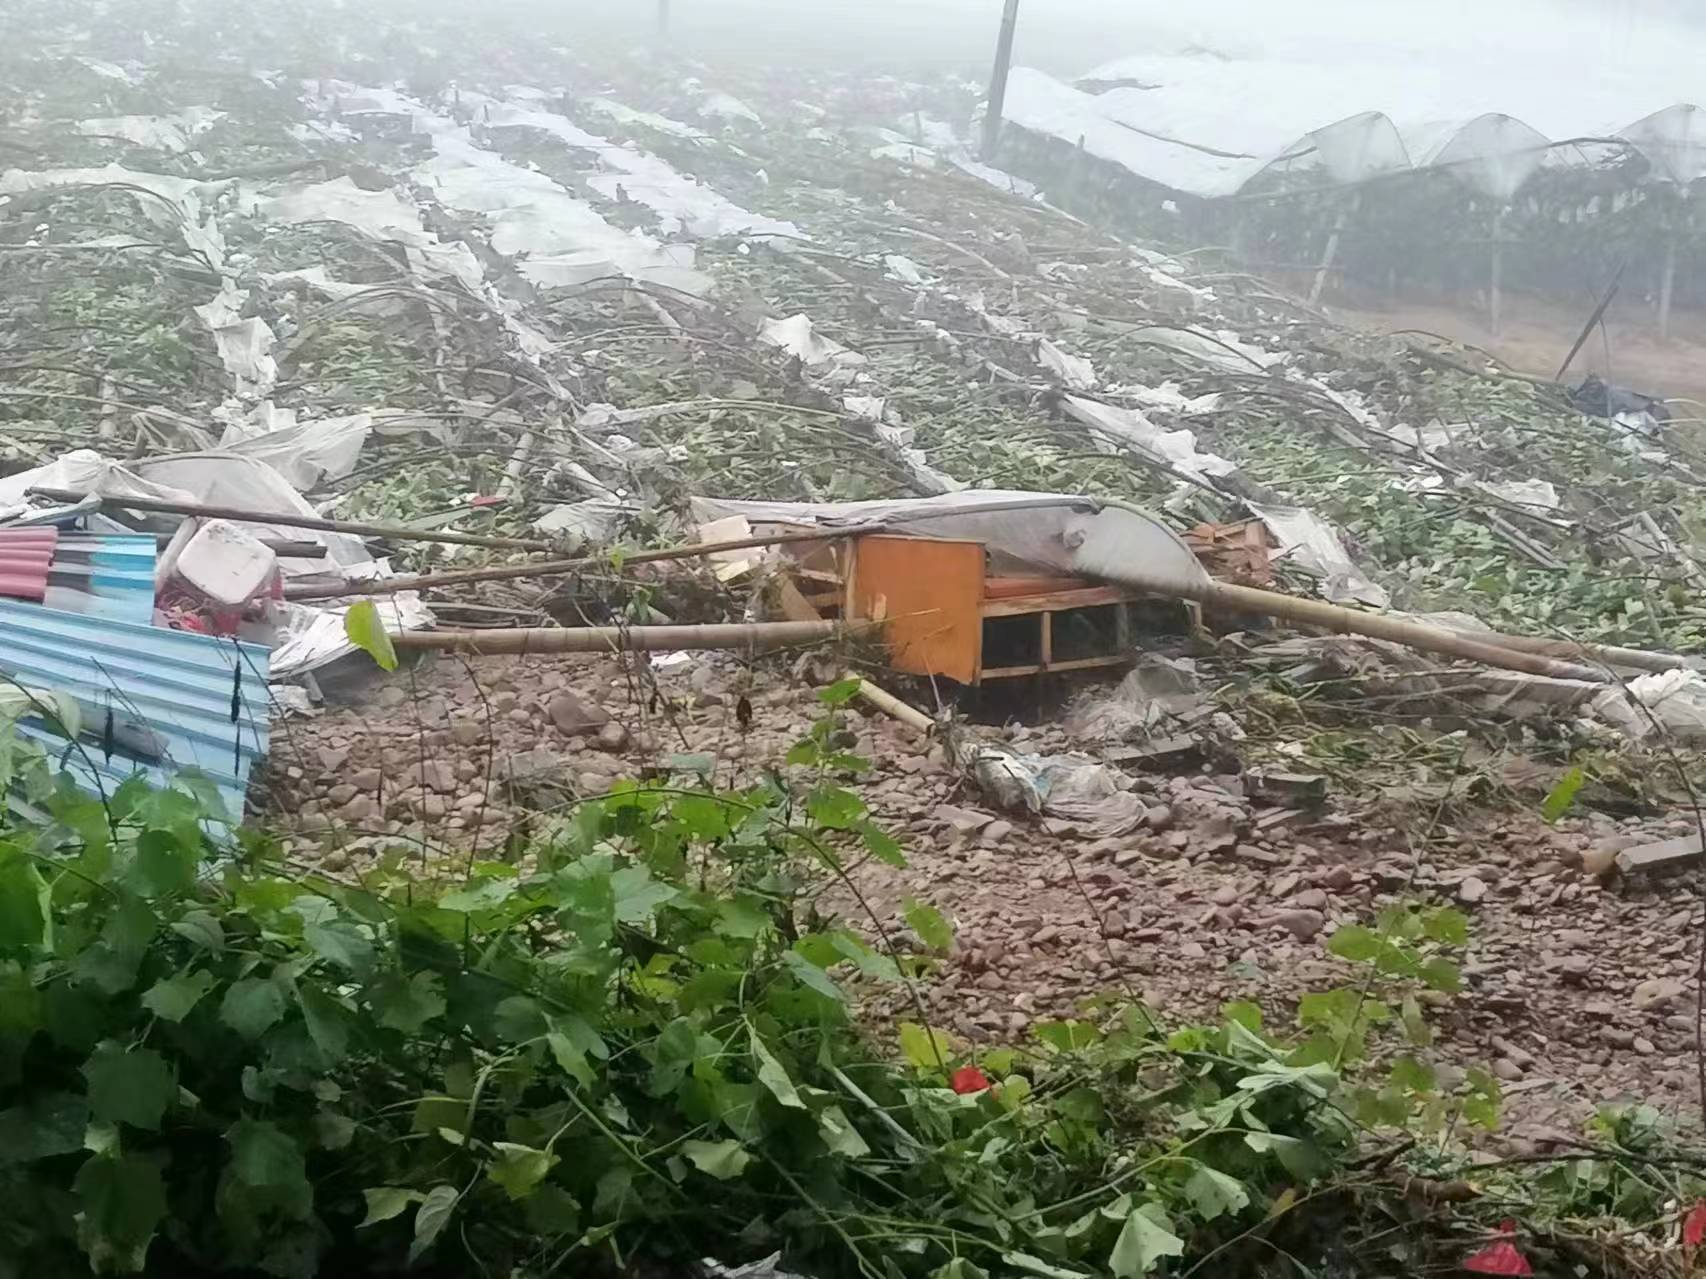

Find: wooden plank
[980,655,1134,680]
[985,575,1093,600]
[847,535,983,683]
[980,585,1137,618]
[773,576,823,623]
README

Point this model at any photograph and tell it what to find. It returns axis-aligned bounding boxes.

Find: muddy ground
[260,649,1706,1150]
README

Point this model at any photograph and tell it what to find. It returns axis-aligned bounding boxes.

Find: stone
[982,820,1014,843]
[594,721,631,753]
[408,760,456,794]
[1290,888,1327,911]
[326,783,357,805]
[1143,804,1174,832]
[339,795,375,823]
[937,804,995,835]
[504,748,569,784]
[319,746,350,772]
[1633,977,1687,1011]
[1492,1036,1537,1069]
[546,691,610,736]
[1492,1058,1524,1081]
[1616,833,1706,879]
[450,718,483,746]
[350,768,382,793]
[1274,909,1325,941]
[1634,1037,1657,1055]
[1458,876,1488,904]
[377,686,407,708]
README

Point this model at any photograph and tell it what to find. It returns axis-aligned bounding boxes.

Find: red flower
[1684,1201,1706,1248]
[950,1065,991,1095]
[1463,1220,1532,1277]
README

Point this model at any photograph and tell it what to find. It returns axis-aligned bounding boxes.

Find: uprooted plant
[0,680,1701,1278]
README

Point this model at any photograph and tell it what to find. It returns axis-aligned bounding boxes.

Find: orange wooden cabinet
[841,534,1137,684]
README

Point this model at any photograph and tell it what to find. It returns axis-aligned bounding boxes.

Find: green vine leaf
[409,1184,459,1262]
[343,600,398,671]
[360,1187,423,1227]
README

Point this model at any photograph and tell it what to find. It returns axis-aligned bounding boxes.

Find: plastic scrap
[217,411,372,491]
[1062,394,1237,485]
[960,740,1151,837]
[1067,656,1208,741]
[1248,502,1390,608]
[1592,669,1706,743]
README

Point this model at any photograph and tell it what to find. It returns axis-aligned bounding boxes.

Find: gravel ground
[263,649,1706,1149]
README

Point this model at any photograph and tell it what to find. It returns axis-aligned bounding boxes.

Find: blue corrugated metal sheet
[43,533,157,624]
[0,600,269,826]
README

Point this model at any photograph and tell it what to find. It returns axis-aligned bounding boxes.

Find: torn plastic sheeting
[1476,478,1563,513]
[960,741,1150,837]
[479,101,802,242]
[1247,502,1390,609]
[1062,394,1237,485]
[265,594,435,679]
[1592,669,1706,743]
[1133,326,1277,373]
[0,164,226,268]
[534,499,634,543]
[17,450,374,579]
[760,314,864,368]
[263,265,408,312]
[699,92,762,125]
[257,176,485,290]
[883,254,928,284]
[194,282,277,397]
[1038,339,1097,390]
[1067,655,1207,740]
[582,97,707,139]
[1109,381,1223,416]
[427,128,709,293]
[76,107,224,153]
[218,411,371,491]
[690,491,1209,598]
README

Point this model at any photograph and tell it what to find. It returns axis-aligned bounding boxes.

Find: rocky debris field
[264,650,1706,1147]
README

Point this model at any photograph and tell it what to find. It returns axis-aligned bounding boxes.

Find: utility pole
[980,0,1022,161]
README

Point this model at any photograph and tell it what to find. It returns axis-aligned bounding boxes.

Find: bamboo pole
[1135,574,1610,683]
[845,673,935,735]
[27,486,565,553]
[282,529,852,600]
[393,620,862,655]
[1444,629,1703,675]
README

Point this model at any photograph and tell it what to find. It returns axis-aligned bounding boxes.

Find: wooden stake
[1309,191,1360,306]
[1659,228,1678,340]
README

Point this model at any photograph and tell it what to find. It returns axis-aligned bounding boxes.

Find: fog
[544,0,1706,77]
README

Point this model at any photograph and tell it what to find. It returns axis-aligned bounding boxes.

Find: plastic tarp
[478,100,801,242]
[689,491,1209,598]
[1248,502,1389,608]
[1061,394,1237,486]
[1009,50,1706,198]
[217,411,371,491]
